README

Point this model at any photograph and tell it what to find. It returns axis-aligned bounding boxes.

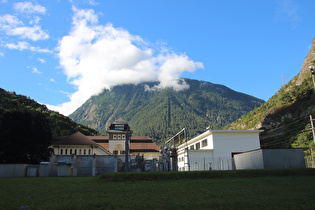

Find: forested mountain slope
[226,38,315,155]
[70,79,264,145]
[0,88,98,136]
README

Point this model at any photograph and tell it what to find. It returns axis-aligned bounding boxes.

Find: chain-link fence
[183,157,234,171]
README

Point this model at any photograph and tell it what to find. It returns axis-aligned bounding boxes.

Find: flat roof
[177,129,263,149]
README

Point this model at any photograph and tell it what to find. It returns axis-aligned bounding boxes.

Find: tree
[0,111,52,164]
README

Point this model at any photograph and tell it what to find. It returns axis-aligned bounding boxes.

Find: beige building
[51,131,111,156]
[51,117,160,159]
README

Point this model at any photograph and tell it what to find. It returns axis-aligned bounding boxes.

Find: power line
[261,115,309,136]
[260,115,312,147]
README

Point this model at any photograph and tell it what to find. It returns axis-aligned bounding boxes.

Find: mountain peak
[70,79,263,145]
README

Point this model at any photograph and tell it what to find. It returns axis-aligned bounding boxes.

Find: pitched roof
[51,131,98,146]
[130,142,160,152]
[130,136,153,141]
[52,132,160,153]
[112,117,128,125]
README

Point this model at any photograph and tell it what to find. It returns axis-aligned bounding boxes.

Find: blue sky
[1,0,315,115]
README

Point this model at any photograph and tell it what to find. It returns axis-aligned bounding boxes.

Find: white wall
[109,140,126,154]
[213,131,261,159]
[234,149,264,170]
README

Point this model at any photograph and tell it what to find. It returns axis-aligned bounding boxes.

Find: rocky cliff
[227,38,315,151]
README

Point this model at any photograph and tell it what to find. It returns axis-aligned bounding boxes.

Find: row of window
[113,134,126,140]
[113,150,126,155]
[189,139,208,150]
[178,157,185,162]
[60,149,91,155]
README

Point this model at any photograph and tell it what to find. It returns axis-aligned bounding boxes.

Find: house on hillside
[177,129,263,171]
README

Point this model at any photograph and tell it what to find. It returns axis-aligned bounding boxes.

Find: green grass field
[1,169,315,209]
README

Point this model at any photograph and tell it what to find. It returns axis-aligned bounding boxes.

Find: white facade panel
[213,132,261,159]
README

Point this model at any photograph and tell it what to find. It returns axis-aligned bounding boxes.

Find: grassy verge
[0,169,315,209]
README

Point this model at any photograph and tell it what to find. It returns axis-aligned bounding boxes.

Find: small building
[234,149,306,169]
[177,129,263,171]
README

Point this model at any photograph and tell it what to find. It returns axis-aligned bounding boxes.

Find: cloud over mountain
[49,7,203,115]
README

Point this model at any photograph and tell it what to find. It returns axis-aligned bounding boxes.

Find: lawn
[0,169,315,209]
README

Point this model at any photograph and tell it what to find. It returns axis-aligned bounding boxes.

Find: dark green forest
[0,88,99,163]
[0,88,99,136]
[70,79,264,146]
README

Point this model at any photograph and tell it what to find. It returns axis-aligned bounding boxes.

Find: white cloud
[274,0,300,29]
[13,2,46,14]
[4,41,52,53]
[0,3,48,41]
[32,67,42,74]
[29,16,41,25]
[7,25,48,41]
[4,41,29,50]
[38,58,46,63]
[0,14,23,29]
[50,78,55,82]
[48,7,203,115]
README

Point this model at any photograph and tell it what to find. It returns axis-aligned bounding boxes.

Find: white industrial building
[177,129,263,171]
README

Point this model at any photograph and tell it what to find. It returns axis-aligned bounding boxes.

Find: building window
[122,134,126,139]
[113,134,117,139]
[196,142,200,150]
[115,125,124,130]
[120,151,125,155]
[202,139,208,147]
[84,149,86,155]
[79,149,82,155]
[74,149,77,155]
[70,149,72,155]
[60,149,63,155]
[65,149,68,155]
[88,149,91,155]
[118,134,121,139]
[113,150,118,155]
[190,145,194,150]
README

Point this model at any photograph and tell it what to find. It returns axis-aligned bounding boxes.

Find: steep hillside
[0,88,99,136]
[226,38,315,154]
[70,79,264,145]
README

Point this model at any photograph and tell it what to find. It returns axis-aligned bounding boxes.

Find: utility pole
[310,115,315,168]
[125,126,130,172]
[310,115,315,145]
[308,66,315,90]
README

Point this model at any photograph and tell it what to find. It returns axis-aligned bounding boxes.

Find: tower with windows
[107,117,132,155]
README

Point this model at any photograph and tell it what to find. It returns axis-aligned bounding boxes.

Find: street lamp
[308,66,315,90]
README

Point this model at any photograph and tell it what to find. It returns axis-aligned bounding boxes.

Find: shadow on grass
[99,168,315,182]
